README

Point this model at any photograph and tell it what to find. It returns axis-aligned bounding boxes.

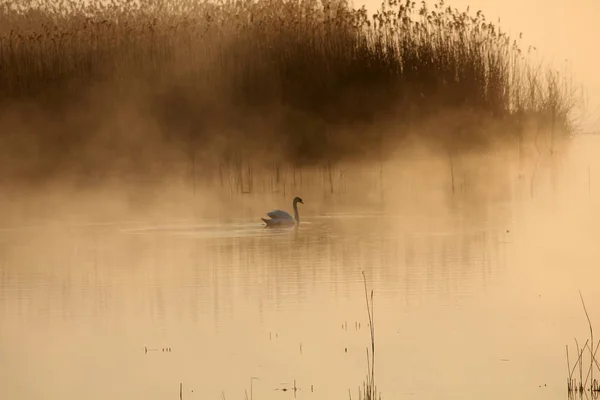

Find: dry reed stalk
[359,270,380,400]
[566,293,600,394]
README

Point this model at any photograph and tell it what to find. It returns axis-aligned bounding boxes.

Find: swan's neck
[293,201,300,224]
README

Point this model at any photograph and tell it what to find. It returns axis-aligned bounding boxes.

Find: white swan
[261,196,304,227]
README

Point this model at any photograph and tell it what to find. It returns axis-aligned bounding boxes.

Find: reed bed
[0,0,579,184]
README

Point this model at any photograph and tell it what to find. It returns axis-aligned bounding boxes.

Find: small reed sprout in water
[566,292,600,397]
[0,0,580,186]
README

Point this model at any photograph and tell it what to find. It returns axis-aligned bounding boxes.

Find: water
[2,136,600,400]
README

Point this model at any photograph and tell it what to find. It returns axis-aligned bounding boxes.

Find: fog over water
[1,133,600,399]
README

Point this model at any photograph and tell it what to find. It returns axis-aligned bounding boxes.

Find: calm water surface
[2,137,600,400]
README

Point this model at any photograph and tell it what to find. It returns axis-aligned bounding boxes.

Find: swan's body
[261,197,304,227]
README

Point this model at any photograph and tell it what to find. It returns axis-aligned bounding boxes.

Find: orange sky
[360,0,600,133]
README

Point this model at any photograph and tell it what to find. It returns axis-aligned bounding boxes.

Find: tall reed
[357,270,380,400]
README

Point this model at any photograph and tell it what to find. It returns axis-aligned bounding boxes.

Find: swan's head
[293,196,304,205]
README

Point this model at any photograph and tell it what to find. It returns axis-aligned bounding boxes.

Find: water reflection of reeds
[0,207,508,327]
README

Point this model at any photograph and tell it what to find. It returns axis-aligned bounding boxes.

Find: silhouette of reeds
[352,271,380,400]
[0,0,579,184]
[567,292,600,397]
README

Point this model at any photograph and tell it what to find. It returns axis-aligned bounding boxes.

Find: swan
[261,196,304,227]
